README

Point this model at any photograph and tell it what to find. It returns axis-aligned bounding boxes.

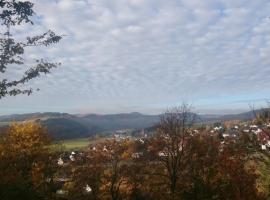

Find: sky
[1,0,270,115]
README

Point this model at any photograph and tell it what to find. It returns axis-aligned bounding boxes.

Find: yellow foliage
[122,151,130,159]
[1,122,50,156]
[0,122,52,188]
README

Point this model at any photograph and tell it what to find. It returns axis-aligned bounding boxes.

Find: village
[52,116,270,198]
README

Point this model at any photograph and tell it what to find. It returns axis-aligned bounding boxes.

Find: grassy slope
[0,122,11,126]
[60,137,90,150]
[57,137,108,150]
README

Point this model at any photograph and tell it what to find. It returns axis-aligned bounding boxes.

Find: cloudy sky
[1,0,270,115]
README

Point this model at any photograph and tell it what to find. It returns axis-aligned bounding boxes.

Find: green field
[56,137,108,150]
[58,137,91,150]
[0,122,11,126]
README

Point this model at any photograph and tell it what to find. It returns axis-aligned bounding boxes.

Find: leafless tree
[152,103,197,200]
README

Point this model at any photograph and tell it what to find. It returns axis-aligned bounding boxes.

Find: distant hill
[0,110,258,140]
[40,118,94,140]
[0,112,160,140]
[0,112,74,122]
[201,111,255,123]
[78,112,160,131]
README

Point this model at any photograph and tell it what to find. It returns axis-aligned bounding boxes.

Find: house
[69,154,75,162]
[158,152,166,157]
[57,158,64,166]
[261,145,267,150]
[85,184,92,193]
[214,126,223,131]
[132,152,143,158]
[103,146,108,152]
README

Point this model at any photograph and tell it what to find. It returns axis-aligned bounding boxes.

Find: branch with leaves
[0,0,62,99]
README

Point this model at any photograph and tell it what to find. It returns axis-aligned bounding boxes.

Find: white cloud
[1,0,270,114]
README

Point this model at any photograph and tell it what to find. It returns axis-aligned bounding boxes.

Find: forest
[1,105,270,200]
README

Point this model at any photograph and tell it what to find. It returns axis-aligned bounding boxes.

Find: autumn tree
[149,104,197,200]
[102,139,131,200]
[180,133,220,199]
[67,139,133,200]
[0,0,61,99]
[0,122,55,200]
[66,148,107,200]
[182,133,263,200]
[124,139,152,200]
[217,139,261,200]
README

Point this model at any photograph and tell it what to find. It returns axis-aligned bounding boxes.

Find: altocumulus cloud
[1,0,270,114]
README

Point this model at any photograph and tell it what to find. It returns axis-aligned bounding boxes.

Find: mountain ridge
[0,110,258,140]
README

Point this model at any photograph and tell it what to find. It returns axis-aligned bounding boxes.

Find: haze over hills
[0,110,257,140]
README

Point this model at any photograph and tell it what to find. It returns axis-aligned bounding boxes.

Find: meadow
[57,137,108,150]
